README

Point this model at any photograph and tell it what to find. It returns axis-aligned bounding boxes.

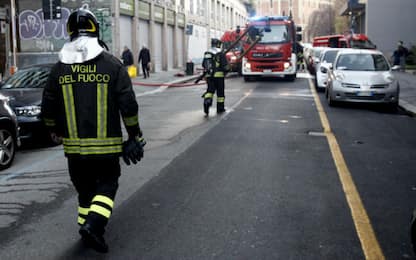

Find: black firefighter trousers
[68,156,120,236]
[204,77,225,112]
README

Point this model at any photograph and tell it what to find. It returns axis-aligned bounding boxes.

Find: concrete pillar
[162,7,168,71]
[113,0,121,57]
[207,0,212,46]
[132,0,139,66]
[149,2,155,72]
[173,12,179,68]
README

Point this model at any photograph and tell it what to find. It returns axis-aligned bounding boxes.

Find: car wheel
[326,88,336,107]
[285,74,296,82]
[386,101,398,112]
[0,128,16,170]
[314,73,319,88]
[243,76,250,82]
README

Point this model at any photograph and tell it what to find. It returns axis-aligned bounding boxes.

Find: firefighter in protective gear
[296,42,304,71]
[41,7,145,253]
[201,38,229,115]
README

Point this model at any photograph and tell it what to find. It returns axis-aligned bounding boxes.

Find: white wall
[187,24,208,64]
[367,0,416,56]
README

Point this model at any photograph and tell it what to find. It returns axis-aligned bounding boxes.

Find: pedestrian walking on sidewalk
[138,44,151,78]
[121,46,134,67]
[397,40,409,72]
[198,38,229,116]
[41,7,146,253]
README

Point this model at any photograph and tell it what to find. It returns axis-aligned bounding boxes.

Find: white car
[315,48,341,90]
[326,49,400,109]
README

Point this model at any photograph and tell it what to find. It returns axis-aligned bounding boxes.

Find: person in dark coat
[392,50,400,66]
[397,41,409,71]
[121,46,134,67]
[138,45,151,78]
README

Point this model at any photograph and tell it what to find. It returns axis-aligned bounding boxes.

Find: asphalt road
[0,73,415,259]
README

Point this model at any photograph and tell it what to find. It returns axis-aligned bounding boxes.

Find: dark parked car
[0,94,20,170]
[0,64,53,142]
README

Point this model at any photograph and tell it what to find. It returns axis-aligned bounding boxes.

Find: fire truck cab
[221,27,246,74]
[241,16,302,81]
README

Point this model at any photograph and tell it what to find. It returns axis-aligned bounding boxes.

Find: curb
[399,100,416,116]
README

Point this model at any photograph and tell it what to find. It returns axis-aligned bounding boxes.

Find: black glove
[122,136,146,165]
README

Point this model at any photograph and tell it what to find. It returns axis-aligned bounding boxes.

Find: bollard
[186,61,194,75]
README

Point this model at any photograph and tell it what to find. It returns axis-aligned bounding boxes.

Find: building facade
[0,0,247,78]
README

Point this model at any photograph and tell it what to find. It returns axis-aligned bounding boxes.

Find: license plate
[263,69,272,73]
[357,91,373,96]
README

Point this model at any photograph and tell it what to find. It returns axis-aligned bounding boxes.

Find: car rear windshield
[1,67,50,89]
[313,49,323,58]
[335,54,390,71]
[322,50,339,63]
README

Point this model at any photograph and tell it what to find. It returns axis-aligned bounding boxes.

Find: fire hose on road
[132,80,207,88]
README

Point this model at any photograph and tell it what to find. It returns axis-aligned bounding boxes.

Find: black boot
[217,102,225,113]
[79,223,109,253]
[203,98,212,116]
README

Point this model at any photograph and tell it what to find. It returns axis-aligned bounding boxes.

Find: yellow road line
[308,79,385,260]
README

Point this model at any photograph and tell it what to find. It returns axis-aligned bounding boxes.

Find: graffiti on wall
[19,8,71,40]
[18,4,112,52]
[18,8,70,51]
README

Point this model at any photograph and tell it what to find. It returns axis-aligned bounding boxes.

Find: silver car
[326,49,399,109]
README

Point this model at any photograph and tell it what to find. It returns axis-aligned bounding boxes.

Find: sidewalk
[130,68,201,87]
[129,68,416,115]
[393,71,416,114]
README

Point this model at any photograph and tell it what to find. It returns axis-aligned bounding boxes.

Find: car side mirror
[391,65,400,71]
[320,66,328,74]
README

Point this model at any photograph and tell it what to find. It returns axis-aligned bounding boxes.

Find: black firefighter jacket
[41,52,141,158]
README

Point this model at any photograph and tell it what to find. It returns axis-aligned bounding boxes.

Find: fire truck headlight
[284,62,290,69]
[244,62,251,70]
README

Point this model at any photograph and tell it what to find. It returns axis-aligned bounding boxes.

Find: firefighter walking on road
[41,8,145,253]
[200,38,229,116]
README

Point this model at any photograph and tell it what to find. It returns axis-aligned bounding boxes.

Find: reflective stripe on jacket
[42,52,141,157]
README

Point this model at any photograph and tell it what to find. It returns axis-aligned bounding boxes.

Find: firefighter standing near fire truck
[41,8,145,253]
[199,38,229,115]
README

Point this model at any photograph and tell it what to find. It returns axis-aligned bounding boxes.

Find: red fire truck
[241,16,302,81]
[312,33,376,49]
[220,26,246,74]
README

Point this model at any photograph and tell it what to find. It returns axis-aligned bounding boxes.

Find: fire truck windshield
[257,25,289,44]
